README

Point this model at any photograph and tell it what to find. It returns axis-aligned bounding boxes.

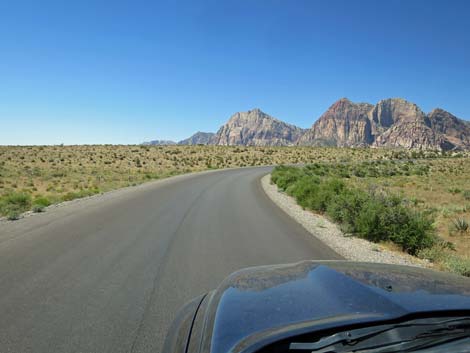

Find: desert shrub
[343,192,435,254]
[286,176,345,212]
[33,196,51,208]
[62,188,100,202]
[443,256,470,277]
[326,189,371,232]
[32,205,45,213]
[0,192,32,219]
[310,178,345,212]
[285,175,320,208]
[31,196,51,213]
[272,165,436,255]
[418,245,447,264]
[448,187,462,194]
[352,195,415,244]
[387,207,435,254]
[419,244,470,277]
[271,166,304,191]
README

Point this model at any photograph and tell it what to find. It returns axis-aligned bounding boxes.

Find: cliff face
[212,108,305,146]
[298,98,374,146]
[369,98,436,149]
[178,132,215,145]
[428,108,470,150]
[300,98,470,151]
[372,122,454,150]
[369,98,428,134]
[143,99,470,150]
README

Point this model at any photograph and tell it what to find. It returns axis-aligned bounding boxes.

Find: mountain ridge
[211,108,305,146]
[143,98,470,150]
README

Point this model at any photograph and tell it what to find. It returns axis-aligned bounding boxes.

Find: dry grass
[270,152,470,276]
[341,156,470,276]
[0,145,397,218]
[0,146,465,218]
[346,157,470,258]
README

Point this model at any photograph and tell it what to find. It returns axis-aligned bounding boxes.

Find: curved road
[0,166,340,353]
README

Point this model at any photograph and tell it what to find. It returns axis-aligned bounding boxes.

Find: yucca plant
[452,218,470,233]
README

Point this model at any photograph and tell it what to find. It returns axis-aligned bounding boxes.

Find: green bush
[310,178,345,212]
[327,189,371,232]
[271,165,436,255]
[419,245,470,277]
[443,256,470,277]
[286,175,321,209]
[31,196,51,213]
[62,188,100,202]
[448,187,462,194]
[286,176,345,212]
[271,166,304,191]
[0,192,32,218]
[33,196,51,208]
[388,208,435,254]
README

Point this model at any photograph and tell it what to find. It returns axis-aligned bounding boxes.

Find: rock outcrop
[369,98,441,149]
[212,108,305,146]
[428,108,470,150]
[300,98,470,151]
[178,132,215,145]
[297,98,374,146]
[143,99,470,150]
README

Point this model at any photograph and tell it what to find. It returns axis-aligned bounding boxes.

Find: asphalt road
[0,166,341,353]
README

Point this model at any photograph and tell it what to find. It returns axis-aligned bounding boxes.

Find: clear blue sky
[1,0,469,145]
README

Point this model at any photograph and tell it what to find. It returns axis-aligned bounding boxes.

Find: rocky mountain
[368,98,449,150]
[178,132,215,145]
[297,98,374,147]
[428,108,470,150]
[299,98,470,151]
[211,108,305,146]
[142,99,469,150]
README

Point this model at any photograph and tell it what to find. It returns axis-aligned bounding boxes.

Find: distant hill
[143,98,470,150]
[142,140,177,146]
[211,108,305,146]
[178,132,215,145]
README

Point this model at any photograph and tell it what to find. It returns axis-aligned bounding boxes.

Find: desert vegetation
[0,146,465,220]
[271,153,470,277]
[0,144,399,219]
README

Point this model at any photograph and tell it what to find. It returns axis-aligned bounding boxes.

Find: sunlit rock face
[178,132,216,145]
[427,108,470,150]
[298,98,374,147]
[212,108,305,146]
[300,97,470,151]
[144,99,470,150]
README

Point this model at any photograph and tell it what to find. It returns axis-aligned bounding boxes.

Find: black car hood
[200,261,470,353]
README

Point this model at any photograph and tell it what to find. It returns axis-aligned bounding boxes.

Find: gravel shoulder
[261,174,431,268]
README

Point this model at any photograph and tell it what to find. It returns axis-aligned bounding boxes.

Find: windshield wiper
[351,335,470,353]
[289,317,470,353]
